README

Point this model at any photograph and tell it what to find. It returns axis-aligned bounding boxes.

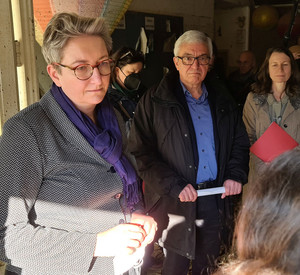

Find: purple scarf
[51,83,141,210]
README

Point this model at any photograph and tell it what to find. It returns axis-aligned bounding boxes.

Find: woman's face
[115,62,143,88]
[48,35,110,114]
[268,52,292,84]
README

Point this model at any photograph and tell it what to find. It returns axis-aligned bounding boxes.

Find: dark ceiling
[254,0,295,4]
[215,0,296,9]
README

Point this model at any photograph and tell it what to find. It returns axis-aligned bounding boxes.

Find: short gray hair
[173,30,213,58]
[42,12,112,65]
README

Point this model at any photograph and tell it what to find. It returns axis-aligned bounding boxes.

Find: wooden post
[0,0,19,134]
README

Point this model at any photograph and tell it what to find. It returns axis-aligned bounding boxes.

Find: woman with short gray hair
[0,12,156,275]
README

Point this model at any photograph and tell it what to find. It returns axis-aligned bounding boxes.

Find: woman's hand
[130,212,157,247]
[94,223,146,257]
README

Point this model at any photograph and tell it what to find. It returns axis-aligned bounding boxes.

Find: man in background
[227,50,256,110]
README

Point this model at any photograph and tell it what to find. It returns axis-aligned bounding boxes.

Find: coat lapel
[39,91,107,164]
[282,101,295,122]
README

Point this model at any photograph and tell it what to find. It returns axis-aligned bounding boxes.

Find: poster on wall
[145,16,155,30]
[236,29,246,44]
[214,6,250,72]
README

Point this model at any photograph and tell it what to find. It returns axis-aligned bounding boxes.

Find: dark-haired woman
[108,47,145,135]
[243,47,300,185]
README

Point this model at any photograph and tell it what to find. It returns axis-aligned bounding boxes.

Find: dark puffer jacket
[128,71,250,259]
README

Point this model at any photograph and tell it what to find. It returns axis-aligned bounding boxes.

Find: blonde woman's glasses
[53,59,114,80]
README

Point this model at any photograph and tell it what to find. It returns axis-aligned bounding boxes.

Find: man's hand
[221,179,242,199]
[178,184,198,202]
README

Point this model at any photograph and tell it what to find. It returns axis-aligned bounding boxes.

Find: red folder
[250,122,299,163]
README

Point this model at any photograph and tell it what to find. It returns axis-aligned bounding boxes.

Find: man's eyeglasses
[177,55,210,66]
[52,59,114,80]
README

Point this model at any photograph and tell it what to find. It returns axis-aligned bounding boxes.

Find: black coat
[107,84,137,122]
[128,71,250,259]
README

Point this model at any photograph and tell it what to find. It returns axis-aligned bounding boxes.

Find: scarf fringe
[123,180,142,210]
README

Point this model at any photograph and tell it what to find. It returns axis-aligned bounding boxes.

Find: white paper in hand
[197,187,225,197]
[113,246,144,275]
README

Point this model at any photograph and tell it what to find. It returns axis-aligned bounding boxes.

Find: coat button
[186,253,190,257]
[188,227,191,232]
[108,166,116,173]
[284,124,287,128]
[189,165,192,169]
[184,133,188,137]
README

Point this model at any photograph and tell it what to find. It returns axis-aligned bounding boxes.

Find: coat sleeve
[128,90,188,201]
[243,92,257,145]
[223,106,250,184]
[0,116,97,274]
[242,92,268,184]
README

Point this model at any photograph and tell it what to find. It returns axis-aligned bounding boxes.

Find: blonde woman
[0,12,156,275]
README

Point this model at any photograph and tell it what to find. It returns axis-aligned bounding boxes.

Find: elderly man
[227,50,256,109]
[129,31,249,275]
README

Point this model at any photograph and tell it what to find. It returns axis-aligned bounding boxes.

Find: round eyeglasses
[52,59,114,80]
[177,55,210,66]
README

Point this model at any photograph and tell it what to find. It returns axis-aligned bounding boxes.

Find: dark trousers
[162,195,221,275]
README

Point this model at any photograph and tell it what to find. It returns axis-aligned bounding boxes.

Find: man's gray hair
[173,30,213,58]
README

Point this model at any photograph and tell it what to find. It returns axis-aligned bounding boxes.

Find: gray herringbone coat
[0,91,135,274]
